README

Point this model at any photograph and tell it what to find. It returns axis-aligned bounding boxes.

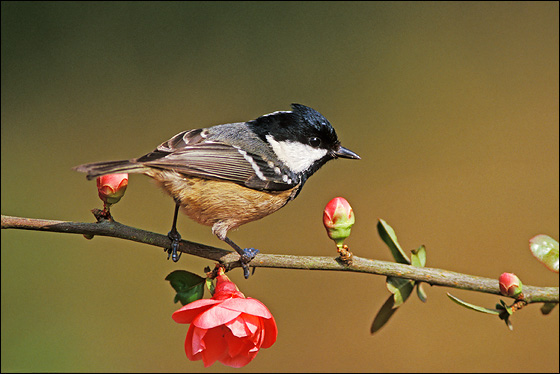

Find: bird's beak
[334,145,360,160]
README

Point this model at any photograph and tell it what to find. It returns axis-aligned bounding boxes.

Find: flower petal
[200,326,228,367]
[193,305,242,329]
[224,314,262,340]
[225,316,251,338]
[260,315,278,348]
[172,299,222,324]
[220,353,256,368]
[220,297,273,318]
[189,326,207,356]
[225,330,254,357]
[240,313,260,336]
[221,331,259,368]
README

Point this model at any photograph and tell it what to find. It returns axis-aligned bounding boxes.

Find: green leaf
[448,294,515,331]
[499,312,514,331]
[387,276,415,307]
[496,299,513,315]
[411,245,426,268]
[410,246,428,302]
[206,277,215,296]
[496,301,514,331]
[447,293,499,315]
[377,219,410,264]
[166,270,205,293]
[541,302,557,315]
[165,270,205,306]
[370,295,398,334]
[416,283,428,303]
[529,235,559,273]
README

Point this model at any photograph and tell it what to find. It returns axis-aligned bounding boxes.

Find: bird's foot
[238,247,260,279]
[166,228,182,262]
[222,236,260,279]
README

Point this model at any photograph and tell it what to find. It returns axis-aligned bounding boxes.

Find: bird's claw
[239,248,259,279]
[166,229,182,262]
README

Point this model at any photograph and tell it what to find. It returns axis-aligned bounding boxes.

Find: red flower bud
[96,173,128,205]
[172,269,277,368]
[499,272,523,298]
[323,197,355,246]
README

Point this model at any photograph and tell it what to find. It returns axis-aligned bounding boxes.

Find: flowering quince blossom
[96,173,128,205]
[323,197,355,246]
[498,272,523,298]
[172,269,278,368]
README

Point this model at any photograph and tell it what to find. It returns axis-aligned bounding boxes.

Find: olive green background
[2,2,558,372]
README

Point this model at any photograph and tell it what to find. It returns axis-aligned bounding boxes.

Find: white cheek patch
[266,135,328,174]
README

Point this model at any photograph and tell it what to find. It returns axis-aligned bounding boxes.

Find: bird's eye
[308,137,321,147]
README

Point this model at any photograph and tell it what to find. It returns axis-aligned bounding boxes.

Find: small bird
[75,104,360,277]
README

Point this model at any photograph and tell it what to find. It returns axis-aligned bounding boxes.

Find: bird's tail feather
[73,159,148,180]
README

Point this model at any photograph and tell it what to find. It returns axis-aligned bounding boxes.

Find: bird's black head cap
[249,103,340,152]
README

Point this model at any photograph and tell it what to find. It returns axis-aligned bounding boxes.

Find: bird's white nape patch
[266,135,328,174]
[260,110,290,118]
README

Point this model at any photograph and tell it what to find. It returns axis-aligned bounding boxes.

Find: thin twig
[2,214,558,304]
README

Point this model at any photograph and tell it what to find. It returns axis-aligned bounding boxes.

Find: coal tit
[74,103,360,277]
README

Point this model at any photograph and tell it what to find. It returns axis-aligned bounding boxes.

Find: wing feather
[138,130,298,191]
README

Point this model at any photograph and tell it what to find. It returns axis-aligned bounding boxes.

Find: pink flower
[172,270,278,368]
[323,197,355,246]
[499,272,523,298]
[96,173,128,205]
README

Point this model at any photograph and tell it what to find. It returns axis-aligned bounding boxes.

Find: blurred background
[1,2,558,372]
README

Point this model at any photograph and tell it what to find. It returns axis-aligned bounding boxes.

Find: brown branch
[2,214,558,304]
